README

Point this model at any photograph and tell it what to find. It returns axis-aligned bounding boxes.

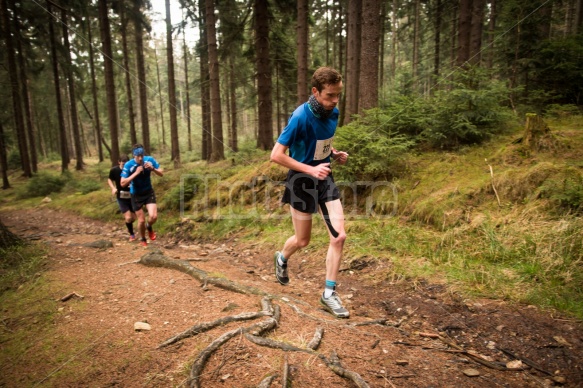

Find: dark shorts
[282,170,340,214]
[131,189,156,211]
[117,198,134,214]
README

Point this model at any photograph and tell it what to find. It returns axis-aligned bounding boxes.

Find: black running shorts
[282,170,340,214]
[131,189,156,211]
[117,198,134,214]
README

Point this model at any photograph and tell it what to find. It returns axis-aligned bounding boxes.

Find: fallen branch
[257,375,277,388]
[498,348,552,376]
[59,292,84,302]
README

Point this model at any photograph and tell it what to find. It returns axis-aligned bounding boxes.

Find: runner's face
[134,154,143,164]
[312,81,342,111]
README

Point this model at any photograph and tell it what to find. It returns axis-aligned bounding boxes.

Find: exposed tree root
[307,327,324,350]
[138,250,267,296]
[140,251,372,387]
[257,374,277,388]
[319,351,370,388]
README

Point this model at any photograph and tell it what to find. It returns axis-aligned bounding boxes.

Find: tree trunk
[61,9,84,170]
[132,2,150,153]
[46,1,69,171]
[206,0,224,161]
[183,30,193,152]
[412,0,420,89]
[120,5,137,147]
[296,0,309,106]
[457,0,472,67]
[344,0,361,124]
[358,0,381,113]
[255,0,273,151]
[2,0,31,178]
[87,20,104,162]
[154,44,166,147]
[0,122,10,189]
[196,0,211,161]
[166,0,181,167]
[98,0,120,165]
[433,0,442,88]
[13,2,37,173]
[229,56,238,152]
[469,0,485,66]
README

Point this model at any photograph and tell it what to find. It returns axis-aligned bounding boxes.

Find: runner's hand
[144,162,153,170]
[333,151,349,165]
[135,165,144,174]
[111,188,117,196]
[310,163,331,179]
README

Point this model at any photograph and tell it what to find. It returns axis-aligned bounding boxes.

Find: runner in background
[121,144,164,247]
[107,155,136,241]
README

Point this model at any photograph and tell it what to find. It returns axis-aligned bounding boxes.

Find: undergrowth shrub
[16,171,67,198]
[0,243,47,291]
[335,109,415,181]
[160,175,201,211]
[539,171,583,214]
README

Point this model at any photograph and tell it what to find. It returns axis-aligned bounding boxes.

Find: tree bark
[87,20,104,162]
[358,0,381,113]
[457,0,472,67]
[0,122,10,189]
[344,0,361,124]
[61,9,84,170]
[183,30,193,152]
[13,2,38,173]
[133,0,150,154]
[206,0,224,161]
[46,1,69,172]
[98,0,120,165]
[469,0,485,66]
[296,0,309,106]
[255,0,273,151]
[198,0,211,160]
[1,0,31,177]
[166,0,181,167]
[0,218,22,249]
[120,5,137,147]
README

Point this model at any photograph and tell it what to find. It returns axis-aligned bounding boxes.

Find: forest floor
[1,208,582,388]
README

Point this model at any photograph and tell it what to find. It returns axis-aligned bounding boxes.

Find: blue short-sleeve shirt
[276,103,339,166]
[121,156,160,194]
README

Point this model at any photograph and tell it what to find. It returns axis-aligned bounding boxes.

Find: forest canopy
[0,0,582,183]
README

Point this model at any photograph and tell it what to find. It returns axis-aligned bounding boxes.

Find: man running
[121,144,164,247]
[107,155,136,241]
[270,67,350,318]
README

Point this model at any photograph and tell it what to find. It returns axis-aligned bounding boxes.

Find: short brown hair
[311,67,342,92]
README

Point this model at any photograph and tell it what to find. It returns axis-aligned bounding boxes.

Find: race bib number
[119,191,131,199]
[313,137,333,161]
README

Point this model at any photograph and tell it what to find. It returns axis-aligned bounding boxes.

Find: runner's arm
[270,142,331,179]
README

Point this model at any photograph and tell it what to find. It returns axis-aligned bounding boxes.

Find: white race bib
[119,191,131,199]
[313,137,333,161]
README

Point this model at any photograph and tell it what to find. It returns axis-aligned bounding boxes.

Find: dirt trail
[1,209,582,387]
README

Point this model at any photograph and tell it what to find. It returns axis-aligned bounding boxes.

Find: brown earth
[1,209,582,388]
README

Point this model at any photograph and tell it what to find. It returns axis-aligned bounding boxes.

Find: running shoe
[273,251,289,285]
[140,239,148,247]
[148,229,157,241]
[320,292,350,318]
[129,234,136,242]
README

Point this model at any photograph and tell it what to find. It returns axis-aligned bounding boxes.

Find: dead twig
[307,327,324,350]
[498,348,552,376]
[59,292,84,302]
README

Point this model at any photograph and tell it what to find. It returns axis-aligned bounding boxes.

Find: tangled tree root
[139,251,370,388]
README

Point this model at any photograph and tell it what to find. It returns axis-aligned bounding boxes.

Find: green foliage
[16,171,67,198]
[544,104,581,118]
[531,35,583,106]
[70,179,102,195]
[375,68,512,149]
[540,173,583,214]
[335,109,415,181]
[7,150,21,170]
[159,175,201,211]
